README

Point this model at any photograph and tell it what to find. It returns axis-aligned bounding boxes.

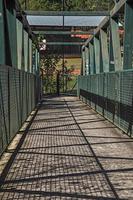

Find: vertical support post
[109,28,115,72]
[37,50,40,75]
[24,30,29,72]
[16,19,23,70]
[21,29,25,71]
[89,42,95,74]
[5,0,17,67]
[123,2,133,69]
[32,47,36,74]
[85,47,89,75]
[29,38,32,73]
[110,18,122,71]
[82,49,86,75]
[100,29,109,72]
[0,0,5,64]
[35,48,38,74]
[94,36,100,74]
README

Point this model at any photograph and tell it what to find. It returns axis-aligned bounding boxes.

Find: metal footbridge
[0,0,133,199]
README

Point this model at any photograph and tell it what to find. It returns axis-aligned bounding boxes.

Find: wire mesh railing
[78,70,133,137]
[0,65,41,155]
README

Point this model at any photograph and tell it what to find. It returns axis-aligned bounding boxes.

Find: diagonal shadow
[0,188,126,200]
[28,119,107,132]
[0,96,133,200]
[2,167,133,185]
[64,99,120,199]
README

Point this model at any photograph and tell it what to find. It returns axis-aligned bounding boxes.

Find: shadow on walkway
[0,96,133,200]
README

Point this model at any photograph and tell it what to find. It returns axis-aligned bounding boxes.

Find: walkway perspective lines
[0,96,133,200]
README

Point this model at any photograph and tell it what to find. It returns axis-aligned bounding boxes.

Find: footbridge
[0,0,133,199]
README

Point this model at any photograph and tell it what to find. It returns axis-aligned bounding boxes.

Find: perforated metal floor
[0,96,133,200]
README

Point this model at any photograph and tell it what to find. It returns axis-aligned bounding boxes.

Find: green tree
[19,0,114,11]
[41,51,61,94]
[19,0,62,10]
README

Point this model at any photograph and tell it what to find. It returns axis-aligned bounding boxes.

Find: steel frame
[0,0,39,74]
[25,10,110,16]
[82,0,133,75]
[0,0,41,156]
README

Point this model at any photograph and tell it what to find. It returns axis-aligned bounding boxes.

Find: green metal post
[16,19,23,70]
[94,37,100,74]
[110,18,122,71]
[21,29,25,71]
[86,47,90,75]
[82,49,86,75]
[89,42,95,74]
[123,2,133,69]
[85,47,89,75]
[100,29,109,72]
[29,38,32,73]
[27,37,30,72]
[24,30,29,72]
[0,0,5,64]
[5,0,17,67]
[81,50,83,75]
[109,28,115,72]
[35,48,38,74]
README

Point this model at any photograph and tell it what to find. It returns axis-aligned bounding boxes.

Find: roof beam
[84,16,110,46]
[25,11,110,16]
[45,42,84,46]
[33,31,94,35]
[111,0,126,17]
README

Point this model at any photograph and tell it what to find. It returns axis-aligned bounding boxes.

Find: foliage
[41,53,61,75]
[19,0,114,11]
[40,50,61,93]
[18,0,115,94]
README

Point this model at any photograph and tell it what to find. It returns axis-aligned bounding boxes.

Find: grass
[57,57,81,70]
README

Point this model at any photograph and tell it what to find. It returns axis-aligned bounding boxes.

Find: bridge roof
[27,15,106,27]
[25,11,108,28]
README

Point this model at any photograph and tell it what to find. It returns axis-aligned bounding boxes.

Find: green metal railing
[78,70,133,137]
[79,0,133,137]
[0,1,41,156]
[0,65,41,155]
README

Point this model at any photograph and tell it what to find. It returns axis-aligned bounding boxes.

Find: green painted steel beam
[89,42,95,74]
[35,48,38,74]
[110,18,122,71]
[85,47,89,75]
[94,37,100,74]
[0,0,5,64]
[29,39,32,73]
[24,30,29,72]
[111,0,126,17]
[94,16,110,37]
[82,50,86,76]
[123,2,133,69]
[17,19,23,70]
[21,28,25,70]
[100,29,109,72]
[6,0,17,67]
[37,51,40,75]
[33,31,92,35]
[25,10,109,16]
[109,29,114,72]
[84,16,110,47]
[45,42,84,46]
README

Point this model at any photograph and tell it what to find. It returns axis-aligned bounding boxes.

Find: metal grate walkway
[0,96,133,200]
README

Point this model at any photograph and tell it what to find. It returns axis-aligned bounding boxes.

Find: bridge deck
[0,96,133,200]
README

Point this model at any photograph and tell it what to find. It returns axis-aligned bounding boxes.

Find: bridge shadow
[0,96,133,199]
